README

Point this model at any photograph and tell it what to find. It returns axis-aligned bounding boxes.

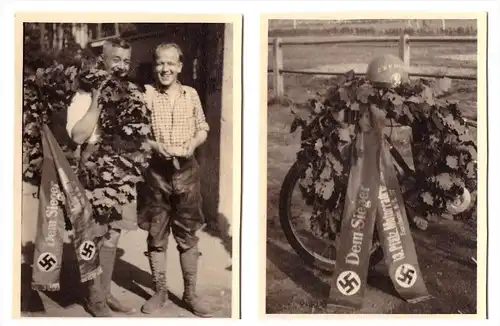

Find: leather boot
[85,275,112,317]
[180,245,212,318]
[141,251,169,314]
[100,245,136,314]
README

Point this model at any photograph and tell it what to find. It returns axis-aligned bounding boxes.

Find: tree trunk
[39,23,46,50]
[52,23,57,48]
[57,23,64,50]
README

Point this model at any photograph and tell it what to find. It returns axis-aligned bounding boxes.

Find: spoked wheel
[279,160,384,273]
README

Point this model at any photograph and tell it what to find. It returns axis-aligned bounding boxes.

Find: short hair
[102,37,131,57]
[153,43,184,63]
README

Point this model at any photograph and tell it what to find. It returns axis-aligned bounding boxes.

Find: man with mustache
[66,37,140,317]
[136,43,211,317]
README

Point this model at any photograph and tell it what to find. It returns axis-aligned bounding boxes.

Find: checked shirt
[144,82,210,150]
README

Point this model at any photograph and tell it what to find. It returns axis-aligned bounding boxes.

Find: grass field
[268,40,477,117]
[265,37,478,314]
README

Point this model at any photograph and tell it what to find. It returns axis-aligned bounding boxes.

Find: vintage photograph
[17,14,242,318]
[263,15,486,315]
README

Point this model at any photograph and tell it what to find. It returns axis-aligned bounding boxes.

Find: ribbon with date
[327,105,431,309]
[31,124,106,291]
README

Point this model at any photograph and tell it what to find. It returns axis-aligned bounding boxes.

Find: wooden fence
[268,34,477,99]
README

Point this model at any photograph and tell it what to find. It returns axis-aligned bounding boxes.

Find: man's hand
[148,138,199,159]
[166,146,187,157]
[148,139,172,159]
[181,138,198,157]
[166,139,197,158]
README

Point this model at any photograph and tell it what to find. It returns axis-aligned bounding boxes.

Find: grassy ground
[268,41,477,116]
[266,39,478,314]
[271,41,477,71]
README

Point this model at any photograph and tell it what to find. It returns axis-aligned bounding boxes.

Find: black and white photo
[17,14,242,318]
[262,14,486,316]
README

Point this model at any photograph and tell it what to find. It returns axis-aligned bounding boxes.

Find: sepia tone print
[16,14,241,319]
[263,15,486,316]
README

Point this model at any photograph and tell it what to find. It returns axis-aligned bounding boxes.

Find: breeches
[137,154,204,252]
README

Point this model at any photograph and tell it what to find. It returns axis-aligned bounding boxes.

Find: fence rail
[268,34,478,99]
[266,68,477,81]
[267,35,477,46]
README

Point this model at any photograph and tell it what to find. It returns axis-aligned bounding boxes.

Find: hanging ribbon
[327,106,430,309]
[31,125,106,291]
[376,134,431,304]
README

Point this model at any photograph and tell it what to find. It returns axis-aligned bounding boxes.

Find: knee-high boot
[84,272,112,317]
[179,245,212,318]
[141,250,170,314]
[99,245,136,314]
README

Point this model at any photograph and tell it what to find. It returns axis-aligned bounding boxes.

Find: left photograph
[15,13,242,318]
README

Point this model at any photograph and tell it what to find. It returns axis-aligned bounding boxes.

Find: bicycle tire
[279,160,384,273]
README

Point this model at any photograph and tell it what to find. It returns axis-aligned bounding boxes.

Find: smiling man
[136,43,211,317]
[66,37,145,317]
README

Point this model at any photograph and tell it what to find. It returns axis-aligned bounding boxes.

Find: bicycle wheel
[279,160,384,273]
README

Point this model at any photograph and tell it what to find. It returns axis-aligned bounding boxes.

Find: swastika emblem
[37,252,57,272]
[336,270,361,296]
[395,263,417,288]
[391,72,402,87]
[79,241,96,261]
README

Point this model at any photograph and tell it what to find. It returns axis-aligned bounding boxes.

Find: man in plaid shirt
[136,43,212,317]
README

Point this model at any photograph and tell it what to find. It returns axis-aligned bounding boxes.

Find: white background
[1,1,499,326]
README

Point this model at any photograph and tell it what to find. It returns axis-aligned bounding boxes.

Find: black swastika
[397,265,416,285]
[338,272,360,294]
[38,254,56,271]
[80,242,95,259]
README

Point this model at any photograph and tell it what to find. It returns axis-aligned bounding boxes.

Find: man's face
[154,47,183,87]
[102,46,132,78]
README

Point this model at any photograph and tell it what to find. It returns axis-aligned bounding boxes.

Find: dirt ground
[20,183,233,318]
[266,103,479,315]
[265,37,479,314]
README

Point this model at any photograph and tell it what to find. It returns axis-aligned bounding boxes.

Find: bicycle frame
[279,106,477,272]
[384,134,414,176]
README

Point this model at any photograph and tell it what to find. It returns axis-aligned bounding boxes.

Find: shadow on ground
[266,239,330,300]
[109,248,186,308]
[202,213,233,261]
[266,217,478,315]
[21,241,82,313]
[20,243,184,314]
[21,241,233,317]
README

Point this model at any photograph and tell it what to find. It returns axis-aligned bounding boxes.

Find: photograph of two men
[16,14,241,319]
[13,11,487,320]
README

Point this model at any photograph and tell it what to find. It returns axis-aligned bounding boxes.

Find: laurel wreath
[290,70,477,239]
[22,60,153,224]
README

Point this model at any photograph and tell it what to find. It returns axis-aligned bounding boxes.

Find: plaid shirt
[145,82,209,149]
